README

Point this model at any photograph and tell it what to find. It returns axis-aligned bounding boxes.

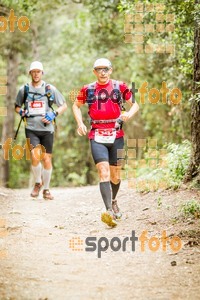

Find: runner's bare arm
[15,106,21,113]
[15,105,29,117]
[72,99,87,136]
[121,99,139,122]
[56,102,67,115]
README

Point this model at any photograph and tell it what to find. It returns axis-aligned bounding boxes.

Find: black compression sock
[110,180,121,200]
[99,181,112,210]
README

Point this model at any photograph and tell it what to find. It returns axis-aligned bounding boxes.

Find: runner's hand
[77,124,87,136]
[19,109,29,118]
[120,112,130,122]
[42,111,56,124]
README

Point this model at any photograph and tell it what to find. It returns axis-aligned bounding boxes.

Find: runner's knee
[42,153,52,168]
[97,162,110,181]
[31,148,41,164]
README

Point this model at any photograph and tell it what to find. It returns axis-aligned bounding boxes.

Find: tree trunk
[0,51,19,187]
[184,1,200,183]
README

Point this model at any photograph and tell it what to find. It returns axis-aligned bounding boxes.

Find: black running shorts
[90,137,124,165]
[25,129,54,154]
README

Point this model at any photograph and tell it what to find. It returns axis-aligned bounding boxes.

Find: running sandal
[101,210,117,227]
[30,183,42,198]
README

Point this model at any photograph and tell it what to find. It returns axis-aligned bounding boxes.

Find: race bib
[94,129,116,144]
[28,101,46,116]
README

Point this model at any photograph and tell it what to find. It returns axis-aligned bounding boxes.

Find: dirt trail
[0,183,200,300]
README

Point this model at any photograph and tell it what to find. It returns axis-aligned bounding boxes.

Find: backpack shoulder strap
[45,83,57,129]
[23,83,29,106]
[111,79,121,99]
[111,79,125,111]
[86,81,96,105]
[45,83,54,108]
[45,83,51,93]
[112,79,119,90]
[87,81,96,93]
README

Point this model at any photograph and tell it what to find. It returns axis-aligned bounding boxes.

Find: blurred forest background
[0,0,199,190]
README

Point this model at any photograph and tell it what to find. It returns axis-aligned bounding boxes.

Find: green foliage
[0,0,197,188]
[8,134,30,188]
[119,0,194,142]
[180,199,200,219]
[157,196,162,209]
[167,140,191,183]
[82,0,123,52]
[135,140,191,191]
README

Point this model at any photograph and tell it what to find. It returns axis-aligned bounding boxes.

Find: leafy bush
[134,140,191,191]
[180,199,200,218]
[167,140,191,185]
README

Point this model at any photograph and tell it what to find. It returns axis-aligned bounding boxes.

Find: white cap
[29,61,44,73]
[93,58,112,69]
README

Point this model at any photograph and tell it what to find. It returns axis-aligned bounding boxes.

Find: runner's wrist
[53,110,58,117]
[19,108,23,115]
[78,122,84,128]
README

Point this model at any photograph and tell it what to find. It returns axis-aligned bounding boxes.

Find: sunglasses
[94,67,110,73]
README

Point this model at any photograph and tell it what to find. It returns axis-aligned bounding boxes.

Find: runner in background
[15,61,67,200]
[73,58,139,227]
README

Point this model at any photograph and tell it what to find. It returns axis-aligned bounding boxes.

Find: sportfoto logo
[69,230,182,258]
[124,3,175,54]
[1,138,46,160]
[69,81,182,105]
[133,81,181,105]
[0,9,30,33]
